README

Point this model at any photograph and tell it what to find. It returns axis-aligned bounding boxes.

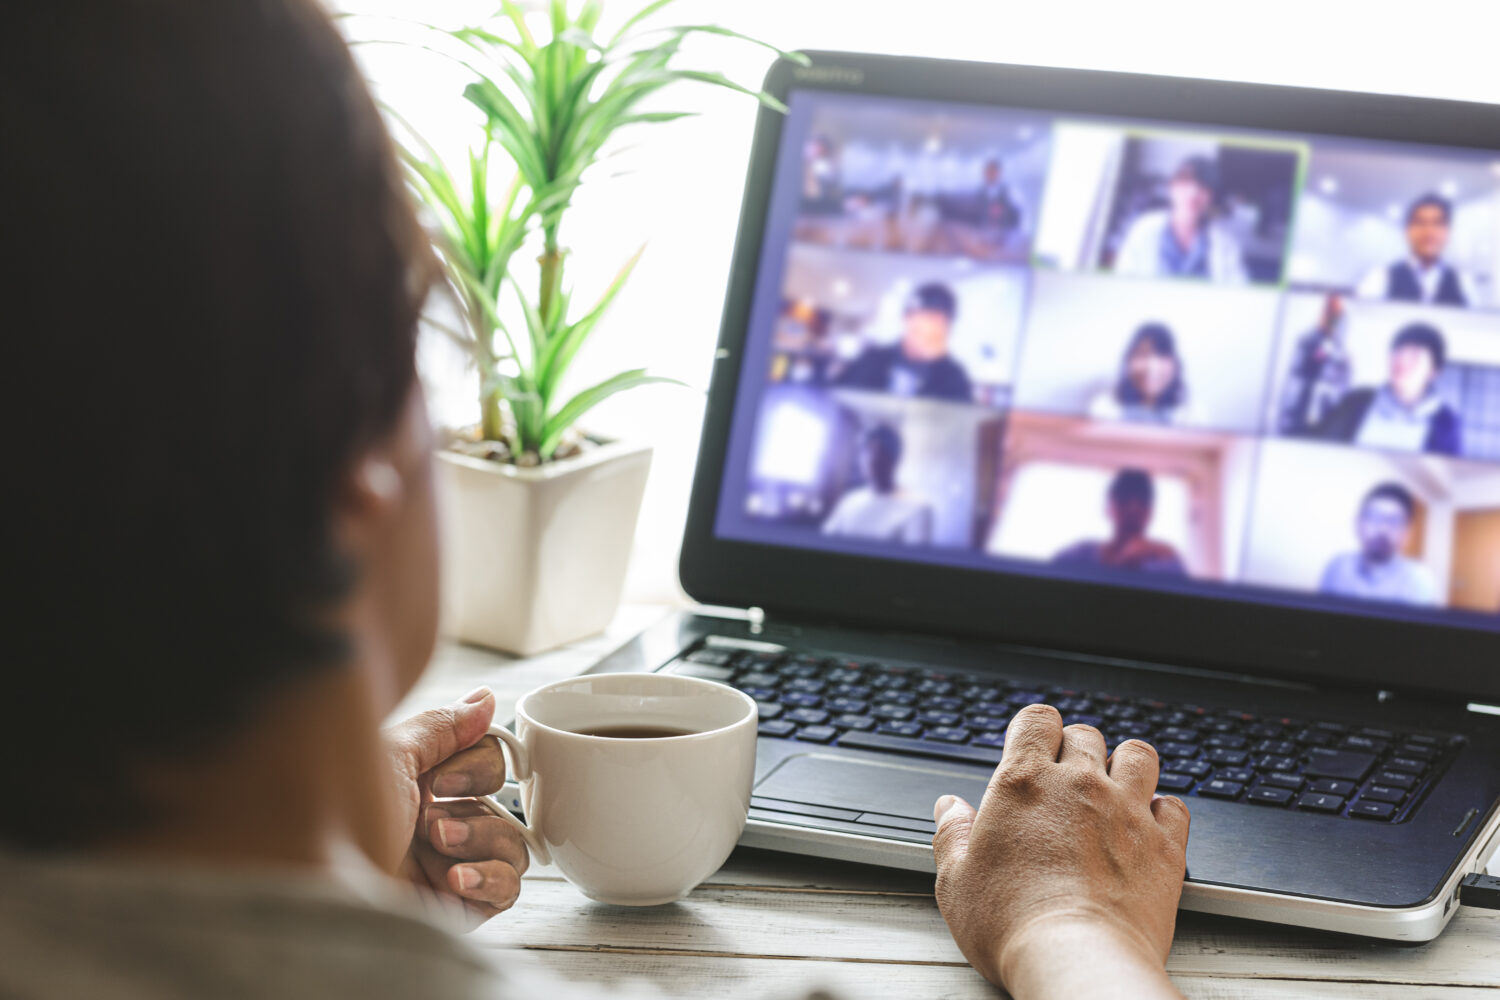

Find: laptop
[566,53,1500,941]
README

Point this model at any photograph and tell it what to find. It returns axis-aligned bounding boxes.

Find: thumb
[932,794,977,869]
[386,686,496,776]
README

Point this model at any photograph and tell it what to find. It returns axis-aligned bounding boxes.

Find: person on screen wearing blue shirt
[1319,483,1441,606]
[1052,469,1187,576]
[1088,322,1199,426]
[1356,194,1474,307]
[1112,156,1248,284]
[835,283,975,402]
[1314,322,1461,456]
[821,425,934,544]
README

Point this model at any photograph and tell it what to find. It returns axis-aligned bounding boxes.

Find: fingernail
[456,865,482,891]
[461,686,492,705]
[436,818,470,848]
[432,773,471,797]
[934,795,957,821]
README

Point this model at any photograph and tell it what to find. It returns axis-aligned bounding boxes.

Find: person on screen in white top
[1088,322,1199,426]
[822,425,934,545]
[1356,194,1474,307]
[1319,483,1441,606]
[1112,156,1248,284]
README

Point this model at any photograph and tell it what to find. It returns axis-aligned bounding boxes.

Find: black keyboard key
[973,731,1006,749]
[741,686,778,702]
[1157,726,1200,742]
[758,719,796,738]
[781,693,823,709]
[966,714,1011,731]
[1374,770,1416,790]
[1215,767,1255,784]
[1296,792,1345,813]
[1246,724,1286,739]
[961,686,1004,702]
[1247,786,1294,806]
[1315,721,1349,734]
[924,697,965,713]
[1360,785,1406,804]
[972,701,1012,716]
[839,730,1005,767]
[757,701,783,720]
[781,664,823,680]
[1253,740,1297,756]
[1307,779,1357,798]
[1341,735,1388,755]
[831,684,873,700]
[1395,744,1436,761]
[794,725,837,744]
[825,668,864,685]
[827,698,870,715]
[1387,757,1427,775]
[1259,772,1304,790]
[1350,800,1396,820]
[1199,779,1243,799]
[868,674,909,690]
[915,680,954,696]
[878,721,924,737]
[1358,727,1396,740]
[831,714,875,731]
[1295,728,1334,747]
[685,648,735,667]
[1063,713,1105,729]
[1166,758,1213,778]
[1407,733,1441,746]
[1055,698,1093,714]
[1158,741,1199,758]
[1205,748,1248,766]
[925,726,972,744]
[1103,704,1141,720]
[1205,734,1247,749]
[872,704,915,722]
[1302,747,1376,782]
[737,671,781,689]
[786,708,830,726]
[874,690,918,706]
[1254,755,1299,773]
[1157,772,1196,792]
[1008,691,1046,707]
[918,710,962,728]
[784,678,826,694]
[1112,721,1153,738]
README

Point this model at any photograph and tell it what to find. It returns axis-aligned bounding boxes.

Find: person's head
[1116,323,1185,409]
[860,426,904,493]
[1405,194,1453,264]
[900,282,958,362]
[983,159,1003,185]
[2,2,438,849]
[1167,155,1220,229]
[1357,483,1417,563]
[1106,469,1156,540]
[1387,322,1447,405]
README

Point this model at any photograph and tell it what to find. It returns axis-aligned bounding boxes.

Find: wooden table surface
[396,607,1500,999]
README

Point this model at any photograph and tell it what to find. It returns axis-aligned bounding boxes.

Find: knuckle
[1116,739,1159,761]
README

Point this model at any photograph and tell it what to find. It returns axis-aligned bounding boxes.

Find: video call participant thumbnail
[1357,194,1474,307]
[1114,156,1247,284]
[1088,322,1196,426]
[1314,322,1460,456]
[821,425,934,544]
[835,282,974,402]
[1319,482,1441,606]
[1052,468,1187,576]
[1278,294,1351,435]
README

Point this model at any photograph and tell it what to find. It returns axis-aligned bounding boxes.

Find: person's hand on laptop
[931,704,1190,1000]
[384,686,530,922]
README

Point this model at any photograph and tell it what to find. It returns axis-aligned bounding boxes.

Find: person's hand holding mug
[932,704,1190,1000]
[384,687,531,921]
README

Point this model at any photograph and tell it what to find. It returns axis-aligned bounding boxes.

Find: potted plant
[364,1,800,654]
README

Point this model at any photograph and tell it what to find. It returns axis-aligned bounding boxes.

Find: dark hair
[1,2,433,848]
[1406,193,1453,226]
[1115,322,1187,410]
[863,425,904,463]
[1108,468,1155,506]
[1363,482,1417,522]
[1391,322,1448,371]
[904,282,958,320]
[1172,155,1221,203]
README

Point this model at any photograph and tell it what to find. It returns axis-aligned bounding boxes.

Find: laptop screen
[712,87,1500,633]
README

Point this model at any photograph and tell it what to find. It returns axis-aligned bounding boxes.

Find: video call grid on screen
[713,88,1500,631]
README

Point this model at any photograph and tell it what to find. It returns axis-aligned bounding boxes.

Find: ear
[341,456,403,523]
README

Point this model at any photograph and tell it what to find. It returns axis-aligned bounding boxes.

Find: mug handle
[473,724,552,867]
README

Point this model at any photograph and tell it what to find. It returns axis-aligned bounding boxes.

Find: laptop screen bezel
[679,50,1500,705]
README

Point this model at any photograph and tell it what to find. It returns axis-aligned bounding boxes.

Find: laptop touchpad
[753,753,991,834]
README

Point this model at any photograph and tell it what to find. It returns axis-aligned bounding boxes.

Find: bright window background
[330,0,1500,606]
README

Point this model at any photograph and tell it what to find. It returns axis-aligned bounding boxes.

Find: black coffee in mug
[574,724,697,739]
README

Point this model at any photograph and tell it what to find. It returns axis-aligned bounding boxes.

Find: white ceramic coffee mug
[478,672,758,906]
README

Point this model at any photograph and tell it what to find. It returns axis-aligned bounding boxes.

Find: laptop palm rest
[753,753,991,836]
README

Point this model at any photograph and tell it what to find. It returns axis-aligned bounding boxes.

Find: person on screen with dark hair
[1113,155,1248,283]
[1319,483,1440,606]
[1088,323,1197,426]
[836,282,975,402]
[822,426,934,544]
[1315,322,1461,455]
[1357,194,1473,307]
[1052,469,1187,575]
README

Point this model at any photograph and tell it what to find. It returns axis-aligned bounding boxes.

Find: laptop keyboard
[672,643,1466,823]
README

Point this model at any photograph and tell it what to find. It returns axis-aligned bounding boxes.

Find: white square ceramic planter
[435,440,652,656]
